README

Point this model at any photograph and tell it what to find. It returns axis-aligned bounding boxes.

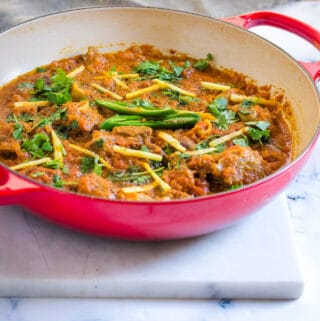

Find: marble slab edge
[0,278,303,299]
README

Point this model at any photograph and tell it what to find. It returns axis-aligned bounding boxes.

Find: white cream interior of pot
[0,7,318,156]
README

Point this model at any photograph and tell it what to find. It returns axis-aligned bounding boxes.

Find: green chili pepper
[95,100,176,117]
[100,112,200,130]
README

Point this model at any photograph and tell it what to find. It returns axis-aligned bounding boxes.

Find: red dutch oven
[0,7,319,240]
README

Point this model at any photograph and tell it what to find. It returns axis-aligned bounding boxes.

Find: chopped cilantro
[140,145,150,152]
[9,114,24,140]
[193,53,213,71]
[108,166,163,185]
[162,88,198,105]
[246,121,270,131]
[69,120,79,130]
[32,68,73,105]
[94,139,104,149]
[227,184,243,190]
[168,60,184,78]
[208,97,237,130]
[36,107,67,129]
[80,156,102,175]
[52,174,63,188]
[163,143,174,155]
[215,144,226,152]
[247,128,270,142]
[13,124,23,140]
[36,67,47,73]
[44,159,60,169]
[241,99,255,107]
[246,121,270,143]
[133,60,185,82]
[62,164,69,174]
[22,133,53,158]
[232,136,249,146]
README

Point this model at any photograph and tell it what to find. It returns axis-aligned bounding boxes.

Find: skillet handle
[222,11,320,81]
[0,166,41,205]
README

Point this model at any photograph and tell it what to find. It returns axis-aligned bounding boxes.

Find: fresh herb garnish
[208,97,238,130]
[227,184,243,190]
[32,68,73,105]
[80,156,102,175]
[69,120,79,130]
[232,136,249,146]
[10,114,24,140]
[32,107,67,131]
[133,60,186,82]
[193,53,213,71]
[246,121,270,143]
[22,133,53,158]
[162,88,198,105]
[44,159,60,169]
[163,143,174,155]
[62,164,69,175]
[52,174,63,188]
[140,145,150,152]
[36,67,47,73]
[94,139,104,149]
[108,167,164,185]
[241,99,254,107]
[168,60,184,78]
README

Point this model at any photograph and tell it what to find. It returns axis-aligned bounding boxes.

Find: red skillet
[0,8,319,240]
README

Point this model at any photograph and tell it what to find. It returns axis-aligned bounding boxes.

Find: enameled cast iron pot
[0,7,319,240]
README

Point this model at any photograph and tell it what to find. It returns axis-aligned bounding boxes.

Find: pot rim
[1,5,319,205]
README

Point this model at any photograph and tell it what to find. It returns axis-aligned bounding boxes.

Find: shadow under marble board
[0,194,303,299]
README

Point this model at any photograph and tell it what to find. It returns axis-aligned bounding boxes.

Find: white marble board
[0,194,303,299]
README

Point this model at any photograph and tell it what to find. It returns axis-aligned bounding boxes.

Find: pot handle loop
[0,166,41,205]
[222,11,320,81]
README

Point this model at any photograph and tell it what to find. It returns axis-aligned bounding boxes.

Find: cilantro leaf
[193,53,213,71]
[80,156,102,175]
[246,121,270,143]
[52,174,63,189]
[232,136,249,146]
[133,60,186,82]
[168,60,184,77]
[22,133,53,158]
[208,97,237,130]
[44,159,60,169]
[13,123,23,140]
[246,121,270,131]
[8,114,24,140]
[247,128,270,142]
[32,69,73,105]
[162,88,198,105]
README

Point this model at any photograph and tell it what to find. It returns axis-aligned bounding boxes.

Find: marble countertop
[0,1,320,320]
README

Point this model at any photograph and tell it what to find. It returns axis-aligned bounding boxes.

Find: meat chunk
[112,126,154,149]
[185,120,212,143]
[78,173,112,198]
[64,101,102,131]
[188,145,266,186]
[85,46,107,73]
[0,121,25,162]
[162,166,209,196]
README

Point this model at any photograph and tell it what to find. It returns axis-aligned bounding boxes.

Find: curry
[0,45,293,200]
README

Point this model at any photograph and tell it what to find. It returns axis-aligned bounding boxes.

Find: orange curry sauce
[0,45,292,200]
